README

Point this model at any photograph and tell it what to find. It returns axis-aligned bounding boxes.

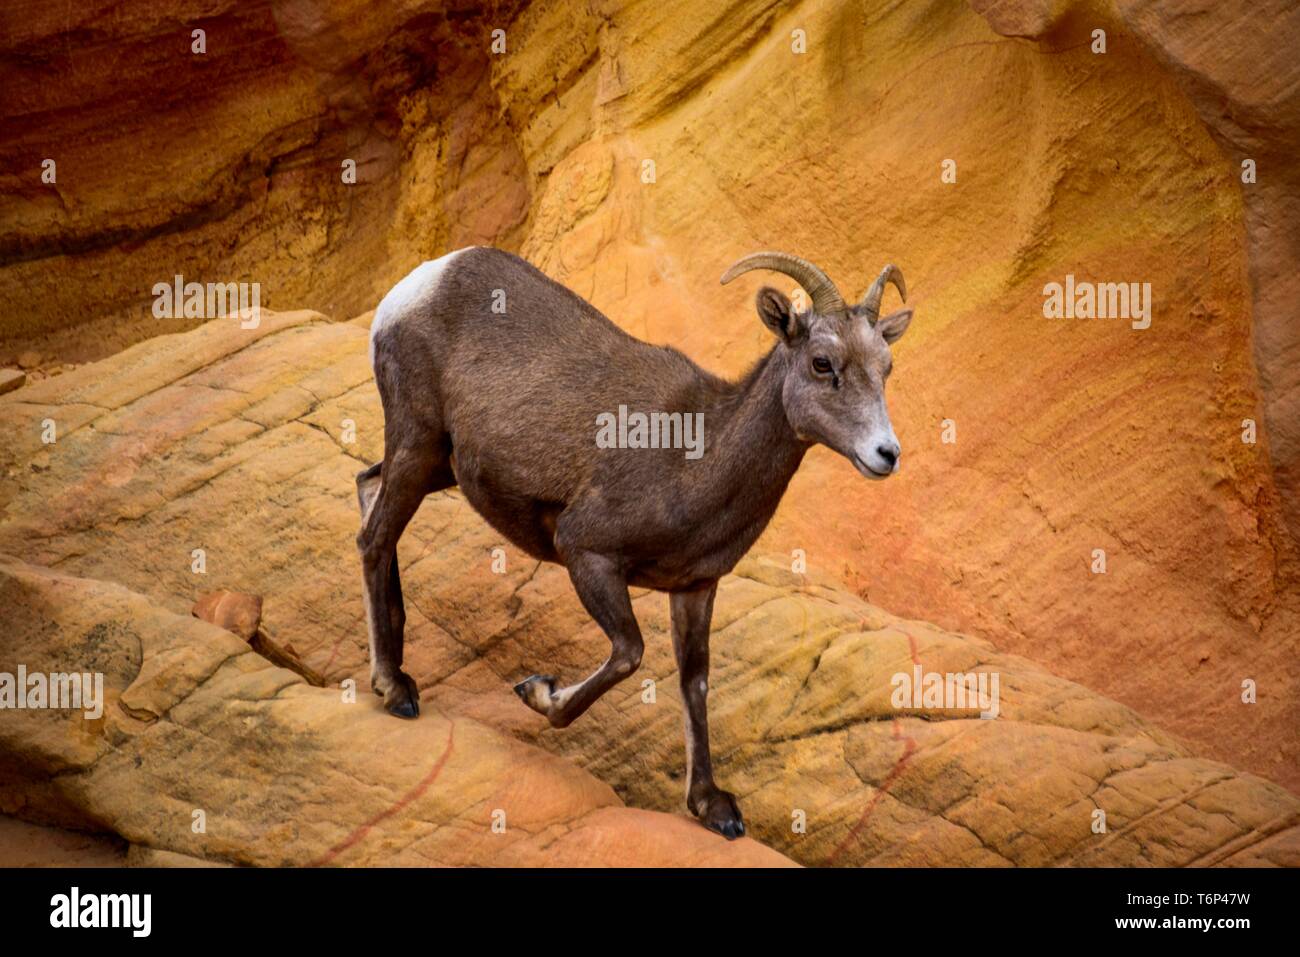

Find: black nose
[876,444,898,469]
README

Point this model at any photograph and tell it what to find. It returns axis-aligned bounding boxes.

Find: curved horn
[720,252,846,315]
[859,264,906,322]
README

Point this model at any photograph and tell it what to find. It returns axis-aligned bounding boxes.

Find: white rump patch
[369,248,473,368]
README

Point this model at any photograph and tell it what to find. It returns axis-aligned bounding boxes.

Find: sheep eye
[812,356,833,375]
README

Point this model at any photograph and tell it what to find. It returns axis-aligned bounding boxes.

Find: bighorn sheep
[358,247,912,838]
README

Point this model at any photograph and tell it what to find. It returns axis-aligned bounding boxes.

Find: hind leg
[355,445,454,717]
[357,462,407,652]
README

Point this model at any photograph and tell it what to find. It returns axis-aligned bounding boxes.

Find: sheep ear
[876,307,913,344]
[756,286,800,341]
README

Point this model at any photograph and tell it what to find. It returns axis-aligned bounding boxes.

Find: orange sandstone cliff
[0,0,1296,864]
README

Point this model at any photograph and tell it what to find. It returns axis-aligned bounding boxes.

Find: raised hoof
[381,672,420,719]
[694,788,746,841]
[513,674,558,716]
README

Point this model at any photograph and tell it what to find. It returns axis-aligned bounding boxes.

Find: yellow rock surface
[0,312,1294,866]
[0,554,793,867]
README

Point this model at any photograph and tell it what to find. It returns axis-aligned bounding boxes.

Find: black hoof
[386,697,418,719]
[513,674,558,715]
[711,817,746,840]
[382,672,420,719]
[695,788,746,841]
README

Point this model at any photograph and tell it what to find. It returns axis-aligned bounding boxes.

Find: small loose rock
[0,368,25,395]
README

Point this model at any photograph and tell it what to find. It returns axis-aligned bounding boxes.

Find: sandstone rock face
[0,370,24,395]
[0,555,791,867]
[0,815,126,868]
[1,313,1295,866]
[0,0,530,360]
[1,0,1295,793]
[1110,0,1300,541]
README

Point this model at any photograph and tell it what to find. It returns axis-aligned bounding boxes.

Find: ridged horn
[859,264,906,322]
[720,252,847,315]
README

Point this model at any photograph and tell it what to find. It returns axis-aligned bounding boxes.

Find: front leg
[514,550,644,729]
[670,582,744,840]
